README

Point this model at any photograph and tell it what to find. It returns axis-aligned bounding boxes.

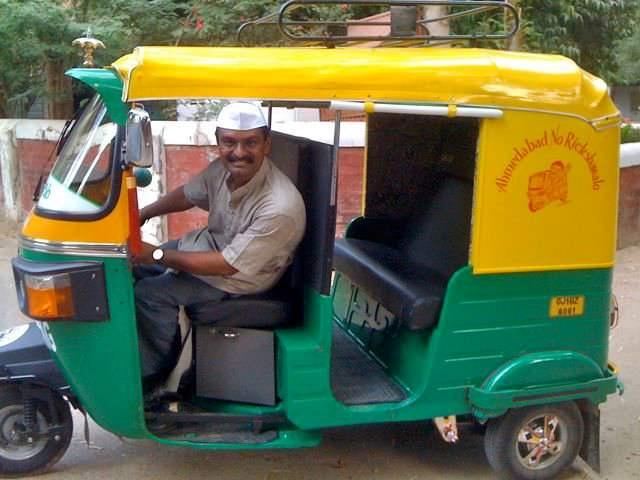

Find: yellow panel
[22,174,132,245]
[472,112,619,273]
[110,47,618,121]
[549,296,585,317]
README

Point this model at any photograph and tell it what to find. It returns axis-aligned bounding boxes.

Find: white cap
[216,102,267,131]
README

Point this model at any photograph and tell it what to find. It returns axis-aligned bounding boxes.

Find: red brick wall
[165,146,365,240]
[164,145,214,240]
[618,165,640,248]
[336,148,364,236]
[16,139,56,217]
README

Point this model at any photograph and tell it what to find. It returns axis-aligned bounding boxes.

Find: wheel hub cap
[515,414,566,470]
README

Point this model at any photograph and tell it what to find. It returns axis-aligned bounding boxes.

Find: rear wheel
[484,402,584,480]
[0,385,73,476]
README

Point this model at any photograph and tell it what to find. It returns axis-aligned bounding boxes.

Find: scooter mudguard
[0,323,69,390]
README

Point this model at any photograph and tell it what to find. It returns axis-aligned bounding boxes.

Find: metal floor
[330,325,407,405]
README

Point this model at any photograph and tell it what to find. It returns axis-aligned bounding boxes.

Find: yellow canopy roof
[111,46,618,121]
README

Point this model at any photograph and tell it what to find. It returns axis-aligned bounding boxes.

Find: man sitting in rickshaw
[132,102,306,386]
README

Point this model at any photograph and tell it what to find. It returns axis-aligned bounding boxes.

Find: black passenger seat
[333,176,473,331]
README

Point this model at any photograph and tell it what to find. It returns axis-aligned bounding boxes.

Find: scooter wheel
[0,384,73,477]
[484,402,583,480]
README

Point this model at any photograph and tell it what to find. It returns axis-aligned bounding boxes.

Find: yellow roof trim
[110,46,617,120]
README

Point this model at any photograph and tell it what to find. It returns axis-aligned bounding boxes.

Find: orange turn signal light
[24,273,75,319]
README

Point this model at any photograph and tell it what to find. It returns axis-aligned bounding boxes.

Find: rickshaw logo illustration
[527,161,570,212]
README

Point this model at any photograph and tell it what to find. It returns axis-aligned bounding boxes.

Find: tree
[0,0,182,118]
[0,0,75,117]
[452,0,638,81]
[519,0,638,82]
[615,16,640,84]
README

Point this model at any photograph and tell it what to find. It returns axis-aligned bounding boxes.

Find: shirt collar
[228,157,270,205]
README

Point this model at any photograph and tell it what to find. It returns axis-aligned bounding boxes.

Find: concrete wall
[2,119,640,249]
[612,86,640,122]
[619,142,640,248]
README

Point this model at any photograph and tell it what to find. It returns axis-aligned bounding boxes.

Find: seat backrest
[270,131,336,295]
[398,176,473,279]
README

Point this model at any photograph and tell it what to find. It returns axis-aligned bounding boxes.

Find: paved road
[0,217,638,479]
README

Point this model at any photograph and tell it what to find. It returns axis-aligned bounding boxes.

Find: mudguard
[0,323,69,391]
[469,351,618,420]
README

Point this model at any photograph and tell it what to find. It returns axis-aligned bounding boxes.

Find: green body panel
[153,429,321,450]
[469,351,618,418]
[481,351,605,391]
[325,266,614,429]
[66,68,127,124]
[469,373,618,420]
[20,248,148,438]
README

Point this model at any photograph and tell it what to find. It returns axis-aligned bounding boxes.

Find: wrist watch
[152,248,165,263]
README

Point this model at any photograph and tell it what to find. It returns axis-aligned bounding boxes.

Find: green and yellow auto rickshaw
[3,3,623,479]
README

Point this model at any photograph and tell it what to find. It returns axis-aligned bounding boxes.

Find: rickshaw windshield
[37,95,117,215]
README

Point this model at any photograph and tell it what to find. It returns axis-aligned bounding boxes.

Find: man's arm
[161,249,238,277]
[139,186,194,224]
[133,242,238,277]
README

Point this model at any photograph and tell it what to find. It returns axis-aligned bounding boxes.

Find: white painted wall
[0,120,18,221]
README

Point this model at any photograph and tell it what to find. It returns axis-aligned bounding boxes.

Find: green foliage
[451,0,638,81]
[0,0,182,117]
[519,0,638,82]
[0,0,74,116]
[175,1,383,46]
[1,0,638,117]
[72,0,181,64]
[174,1,280,46]
[615,26,640,85]
[622,123,640,144]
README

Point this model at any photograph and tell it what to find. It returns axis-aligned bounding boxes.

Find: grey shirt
[179,157,306,295]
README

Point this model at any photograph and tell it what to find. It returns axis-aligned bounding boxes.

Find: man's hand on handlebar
[132,241,156,265]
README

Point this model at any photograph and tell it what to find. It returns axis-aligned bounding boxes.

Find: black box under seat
[195,326,276,406]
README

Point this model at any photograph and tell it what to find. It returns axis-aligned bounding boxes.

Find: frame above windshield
[36,95,122,220]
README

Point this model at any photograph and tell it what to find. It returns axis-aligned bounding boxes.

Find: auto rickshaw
[3,2,623,479]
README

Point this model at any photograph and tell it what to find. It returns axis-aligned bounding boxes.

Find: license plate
[549,296,585,317]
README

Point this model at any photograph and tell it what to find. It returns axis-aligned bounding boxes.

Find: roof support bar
[277,0,519,44]
[329,101,503,119]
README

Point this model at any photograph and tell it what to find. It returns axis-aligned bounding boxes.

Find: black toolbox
[195,326,276,406]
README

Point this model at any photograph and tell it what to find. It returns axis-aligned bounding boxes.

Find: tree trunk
[507,0,523,50]
[0,86,7,118]
[44,60,73,120]
[420,5,450,38]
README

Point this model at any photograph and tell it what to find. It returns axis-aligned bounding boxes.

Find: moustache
[228,155,253,163]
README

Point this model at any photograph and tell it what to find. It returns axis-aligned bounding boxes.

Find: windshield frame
[35,95,124,222]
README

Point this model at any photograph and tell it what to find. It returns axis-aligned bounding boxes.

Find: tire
[0,384,73,477]
[484,402,584,480]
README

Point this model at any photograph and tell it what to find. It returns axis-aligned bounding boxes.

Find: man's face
[216,127,271,187]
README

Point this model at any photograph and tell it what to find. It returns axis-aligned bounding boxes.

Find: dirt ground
[0,215,638,480]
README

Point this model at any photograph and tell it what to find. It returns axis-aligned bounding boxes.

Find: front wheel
[484,402,584,480]
[0,384,73,477]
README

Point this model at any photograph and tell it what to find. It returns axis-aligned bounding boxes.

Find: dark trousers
[133,241,228,381]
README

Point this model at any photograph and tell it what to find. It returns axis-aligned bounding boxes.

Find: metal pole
[330,111,341,207]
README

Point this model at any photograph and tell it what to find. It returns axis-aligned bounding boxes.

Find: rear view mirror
[125,107,153,168]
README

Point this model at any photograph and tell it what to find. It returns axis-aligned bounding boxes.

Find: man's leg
[134,271,227,382]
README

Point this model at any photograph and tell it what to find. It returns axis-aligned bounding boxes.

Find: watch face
[152,248,164,261]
